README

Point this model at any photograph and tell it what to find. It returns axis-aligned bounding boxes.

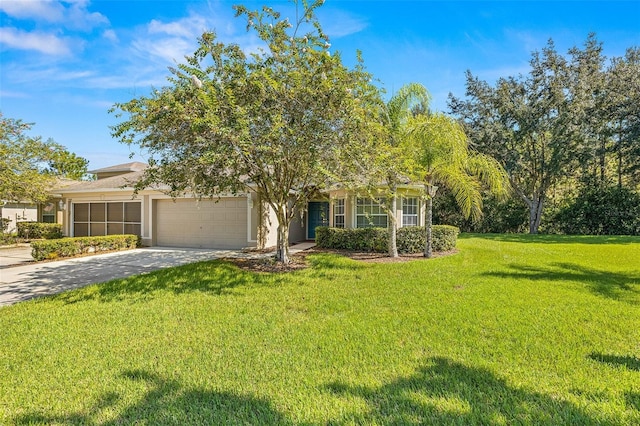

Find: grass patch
[1,234,639,424]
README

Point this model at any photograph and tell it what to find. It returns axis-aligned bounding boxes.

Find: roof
[52,170,149,193]
[88,162,148,175]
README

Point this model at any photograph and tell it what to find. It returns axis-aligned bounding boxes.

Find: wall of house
[1,203,38,233]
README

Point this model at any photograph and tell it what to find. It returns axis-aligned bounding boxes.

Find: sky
[1,0,639,170]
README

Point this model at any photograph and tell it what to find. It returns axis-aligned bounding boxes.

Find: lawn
[1,234,639,425]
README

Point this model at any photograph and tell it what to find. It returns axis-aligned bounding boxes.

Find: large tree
[450,35,640,233]
[404,113,509,257]
[606,47,640,187]
[450,39,596,233]
[111,1,381,263]
[1,113,88,204]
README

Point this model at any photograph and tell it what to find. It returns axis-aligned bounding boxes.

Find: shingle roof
[53,171,148,193]
[88,162,148,174]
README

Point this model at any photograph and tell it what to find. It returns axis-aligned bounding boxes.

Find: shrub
[1,218,11,233]
[430,225,460,251]
[433,190,528,233]
[17,222,63,240]
[552,184,640,235]
[31,235,140,261]
[316,225,459,254]
[315,227,387,252]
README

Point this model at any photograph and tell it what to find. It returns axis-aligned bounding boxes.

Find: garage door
[155,198,248,249]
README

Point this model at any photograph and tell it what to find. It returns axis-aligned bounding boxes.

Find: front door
[307,201,329,239]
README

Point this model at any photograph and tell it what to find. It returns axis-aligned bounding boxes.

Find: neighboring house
[46,162,427,249]
[0,202,38,234]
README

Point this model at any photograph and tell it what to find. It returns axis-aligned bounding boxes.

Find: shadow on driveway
[0,247,264,307]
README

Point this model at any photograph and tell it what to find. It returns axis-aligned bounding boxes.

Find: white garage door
[155,198,248,249]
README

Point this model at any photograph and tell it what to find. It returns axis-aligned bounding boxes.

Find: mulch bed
[228,247,458,273]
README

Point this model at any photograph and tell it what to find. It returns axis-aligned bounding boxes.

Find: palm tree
[377,83,431,257]
[404,113,510,257]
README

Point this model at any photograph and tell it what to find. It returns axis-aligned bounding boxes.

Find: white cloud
[65,0,109,31]
[102,29,117,42]
[0,89,31,99]
[0,0,108,31]
[316,9,368,39]
[0,0,65,21]
[0,27,73,55]
[148,16,208,39]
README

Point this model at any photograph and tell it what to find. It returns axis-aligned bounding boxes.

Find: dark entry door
[307,201,329,239]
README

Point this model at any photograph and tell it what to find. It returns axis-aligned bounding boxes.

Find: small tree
[346,84,430,257]
[111,1,381,263]
[404,113,510,257]
[1,113,88,204]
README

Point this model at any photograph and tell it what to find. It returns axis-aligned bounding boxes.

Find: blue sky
[1,0,639,170]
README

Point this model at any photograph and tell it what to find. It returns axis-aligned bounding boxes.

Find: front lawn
[1,234,639,424]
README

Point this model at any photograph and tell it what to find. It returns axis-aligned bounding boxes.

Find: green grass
[1,234,639,425]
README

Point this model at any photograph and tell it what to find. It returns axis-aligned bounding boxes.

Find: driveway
[0,247,268,307]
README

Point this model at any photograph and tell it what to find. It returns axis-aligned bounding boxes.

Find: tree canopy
[449,34,640,234]
[111,0,382,263]
[1,113,89,204]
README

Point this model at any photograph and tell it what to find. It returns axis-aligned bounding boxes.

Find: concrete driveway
[0,247,267,307]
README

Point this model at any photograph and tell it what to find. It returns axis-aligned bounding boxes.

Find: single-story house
[0,202,39,234]
[47,162,428,249]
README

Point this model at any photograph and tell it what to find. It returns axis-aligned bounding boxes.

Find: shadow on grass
[465,233,640,245]
[588,352,640,371]
[15,369,293,425]
[626,392,640,411]
[54,260,287,304]
[482,262,640,304]
[326,357,610,425]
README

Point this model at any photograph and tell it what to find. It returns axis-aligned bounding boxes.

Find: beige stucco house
[48,162,427,249]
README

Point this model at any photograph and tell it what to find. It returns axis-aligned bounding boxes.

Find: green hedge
[17,222,63,240]
[31,235,139,261]
[316,225,459,254]
[315,227,387,252]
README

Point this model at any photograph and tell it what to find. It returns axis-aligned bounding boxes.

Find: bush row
[31,235,140,261]
[17,222,63,240]
[315,225,459,254]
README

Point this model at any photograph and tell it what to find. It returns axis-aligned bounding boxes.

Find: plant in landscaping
[30,235,139,261]
[404,113,509,257]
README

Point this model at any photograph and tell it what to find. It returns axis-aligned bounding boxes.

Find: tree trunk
[617,126,623,188]
[424,190,433,258]
[599,136,606,183]
[274,206,290,264]
[388,190,398,258]
[528,195,545,234]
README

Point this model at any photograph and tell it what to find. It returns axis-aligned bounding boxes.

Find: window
[73,202,141,237]
[334,199,345,228]
[402,197,419,227]
[41,202,56,223]
[356,197,387,228]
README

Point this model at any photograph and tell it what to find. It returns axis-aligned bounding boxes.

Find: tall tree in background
[607,47,640,187]
[111,1,382,263]
[1,113,88,203]
[450,39,597,233]
[568,34,608,183]
[404,113,509,257]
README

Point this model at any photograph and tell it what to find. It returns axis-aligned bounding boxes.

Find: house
[48,162,427,249]
[0,202,38,234]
